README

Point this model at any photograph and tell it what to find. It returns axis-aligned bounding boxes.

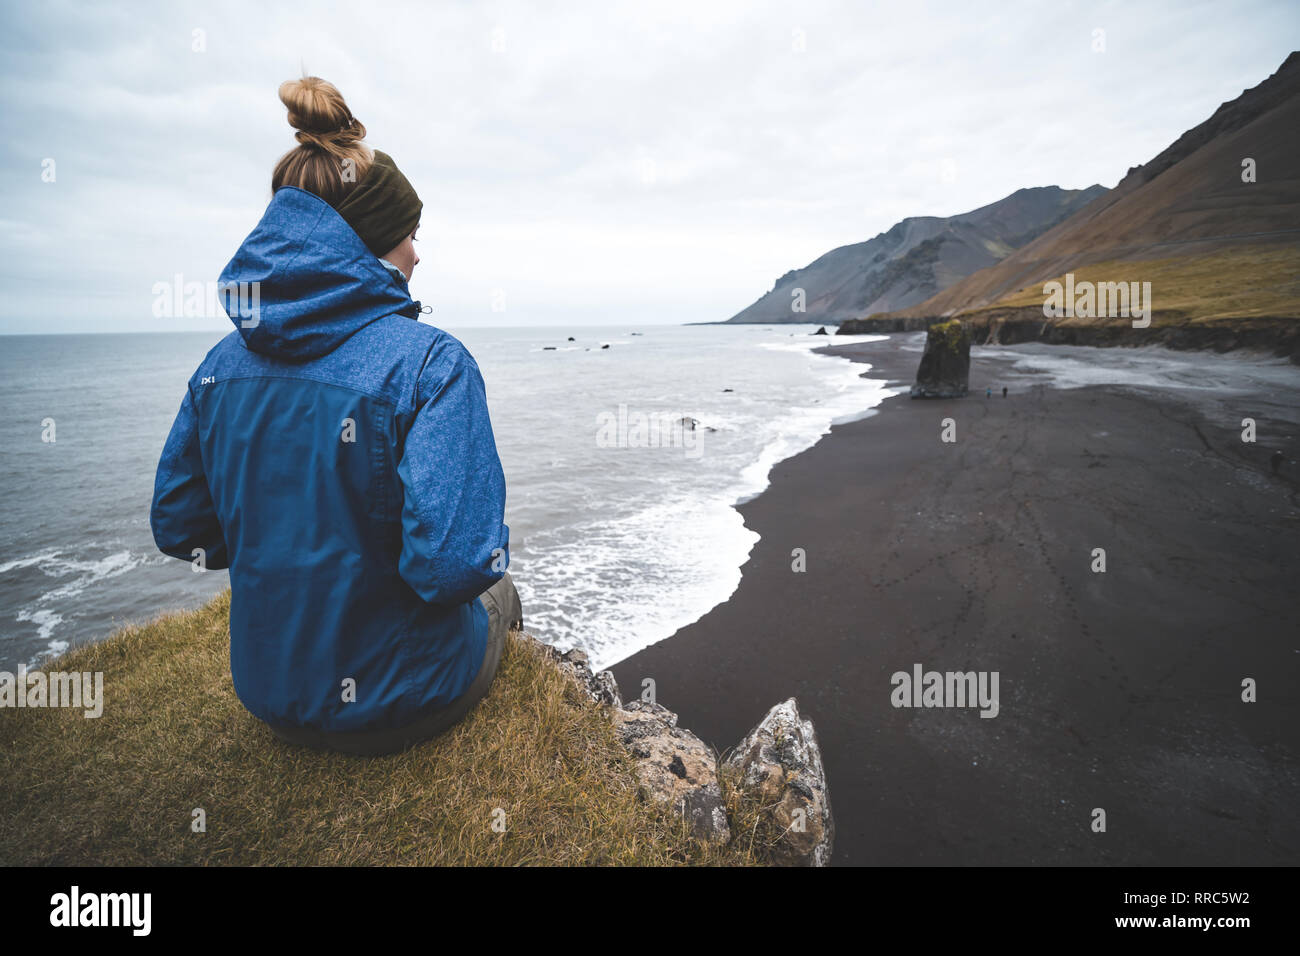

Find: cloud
[1,0,1296,332]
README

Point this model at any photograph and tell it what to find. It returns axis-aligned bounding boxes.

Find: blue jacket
[151,185,510,734]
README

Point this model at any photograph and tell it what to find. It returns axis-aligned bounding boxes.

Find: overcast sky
[1,0,1296,334]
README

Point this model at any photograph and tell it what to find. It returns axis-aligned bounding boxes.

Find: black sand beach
[611,334,1300,866]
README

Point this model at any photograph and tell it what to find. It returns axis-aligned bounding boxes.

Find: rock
[517,633,622,708]
[722,698,833,866]
[588,670,622,708]
[568,336,575,341]
[558,648,623,709]
[518,631,560,663]
[515,631,743,846]
[612,701,731,844]
[837,315,934,334]
[813,326,828,335]
[910,319,970,399]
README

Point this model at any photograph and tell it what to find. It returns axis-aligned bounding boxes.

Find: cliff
[840,244,1300,362]
[724,185,1106,325]
[0,589,832,866]
[847,52,1300,360]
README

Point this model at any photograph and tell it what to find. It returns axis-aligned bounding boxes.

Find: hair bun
[272,76,374,206]
[278,76,367,151]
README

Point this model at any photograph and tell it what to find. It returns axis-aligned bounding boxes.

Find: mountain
[845,52,1300,359]
[723,184,1107,325]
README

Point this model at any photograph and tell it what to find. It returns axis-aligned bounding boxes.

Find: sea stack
[910,320,970,399]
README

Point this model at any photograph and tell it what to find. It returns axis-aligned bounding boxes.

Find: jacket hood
[219,186,419,360]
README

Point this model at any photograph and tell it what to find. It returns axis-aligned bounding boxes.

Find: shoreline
[610,334,1300,865]
[0,325,879,674]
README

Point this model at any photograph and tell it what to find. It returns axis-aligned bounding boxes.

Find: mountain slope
[863,52,1300,329]
[724,184,1106,324]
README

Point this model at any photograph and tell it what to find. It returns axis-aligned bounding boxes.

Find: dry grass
[975,243,1300,325]
[0,590,760,866]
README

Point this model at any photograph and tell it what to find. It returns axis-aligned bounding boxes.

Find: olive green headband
[334,149,423,258]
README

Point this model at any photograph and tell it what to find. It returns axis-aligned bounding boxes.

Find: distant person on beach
[151,77,519,756]
[1002,386,1007,398]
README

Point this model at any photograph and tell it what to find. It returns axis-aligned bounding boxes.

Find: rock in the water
[612,701,731,844]
[813,326,828,335]
[722,698,833,866]
[909,319,970,399]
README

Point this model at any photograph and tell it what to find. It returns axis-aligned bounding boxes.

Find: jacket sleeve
[397,345,510,607]
[150,386,230,570]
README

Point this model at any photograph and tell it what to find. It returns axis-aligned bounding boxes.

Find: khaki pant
[269,573,522,757]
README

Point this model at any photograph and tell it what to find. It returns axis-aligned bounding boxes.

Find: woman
[151,77,520,757]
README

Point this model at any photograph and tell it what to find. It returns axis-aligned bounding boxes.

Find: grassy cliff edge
[0,591,763,866]
[838,244,1300,361]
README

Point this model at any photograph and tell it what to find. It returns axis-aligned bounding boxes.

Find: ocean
[0,323,893,672]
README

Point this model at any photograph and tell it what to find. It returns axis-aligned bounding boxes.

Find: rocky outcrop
[910,319,970,398]
[611,701,730,844]
[837,314,936,334]
[965,306,1300,363]
[519,633,726,842]
[519,634,622,707]
[518,632,834,863]
[556,647,623,708]
[839,308,1300,364]
[723,698,834,867]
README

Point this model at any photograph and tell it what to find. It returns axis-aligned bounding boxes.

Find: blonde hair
[272,77,373,206]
